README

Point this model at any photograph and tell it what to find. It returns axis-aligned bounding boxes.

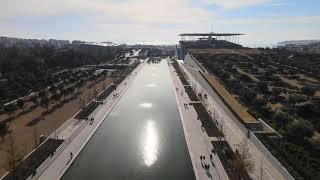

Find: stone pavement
[29,60,145,180]
[168,61,229,180]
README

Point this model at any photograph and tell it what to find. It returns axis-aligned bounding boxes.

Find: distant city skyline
[1,0,320,47]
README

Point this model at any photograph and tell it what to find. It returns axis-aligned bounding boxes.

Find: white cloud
[0,0,319,46]
[0,0,212,43]
[1,0,209,25]
[217,16,320,25]
[205,0,273,9]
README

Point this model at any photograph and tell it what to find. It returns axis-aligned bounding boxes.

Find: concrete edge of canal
[167,61,200,180]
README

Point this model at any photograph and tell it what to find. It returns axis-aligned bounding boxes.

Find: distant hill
[86,41,117,46]
[278,40,320,45]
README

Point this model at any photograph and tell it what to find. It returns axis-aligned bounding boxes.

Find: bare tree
[4,103,16,119]
[33,126,38,148]
[237,137,255,173]
[0,134,24,179]
[259,159,264,180]
[102,82,106,90]
[93,85,98,97]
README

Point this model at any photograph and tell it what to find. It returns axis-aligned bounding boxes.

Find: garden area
[211,140,252,180]
[171,59,189,85]
[74,101,101,120]
[256,133,320,180]
[184,86,200,102]
[95,84,117,101]
[192,103,223,137]
[2,138,64,180]
[192,48,320,179]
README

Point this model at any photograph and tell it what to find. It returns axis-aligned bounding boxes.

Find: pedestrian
[70,152,73,159]
[210,154,212,160]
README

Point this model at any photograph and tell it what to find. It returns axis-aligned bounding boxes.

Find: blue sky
[1,0,320,46]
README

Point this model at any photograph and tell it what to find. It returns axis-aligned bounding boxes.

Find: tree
[16,99,25,111]
[240,88,256,105]
[75,80,83,94]
[67,86,75,97]
[29,95,38,105]
[286,119,314,144]
[38,90,47,99]
[51,92,62,103]
[297,103,316,118]
[239,74,252,82]
[258,81,269,93]
[4,103,16,118]
[40,96,50,110]
[272,109,287,128]
[301,86,316,98]
[259,159,264,180]
[57,83,64,94]
[0,134,24,179]
[271,87,282,97]
[221,71,230,80]
[63,88,70,100]
[93,85,98,97]
[49,85,57,94]
[33,126,38,148]
[254,95,267,106]
[235,138,255,173]
[288,94,305,113]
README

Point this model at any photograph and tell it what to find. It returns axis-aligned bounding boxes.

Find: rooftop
[179,33,244,37]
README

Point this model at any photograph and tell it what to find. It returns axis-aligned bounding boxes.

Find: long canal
[62,59,195,179]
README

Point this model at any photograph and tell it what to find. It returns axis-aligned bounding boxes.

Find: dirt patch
[280,76,303,89]
[235,67,260,83]
[202,73,257,124]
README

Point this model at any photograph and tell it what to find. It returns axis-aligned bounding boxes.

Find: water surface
[62,59,195,180]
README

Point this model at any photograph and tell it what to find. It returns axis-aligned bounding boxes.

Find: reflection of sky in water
[139,102,153,109]
[62,60,195,180]
[151,73,159,77]
[141,120,158,167]
[110,111,120,117]
[145,83,158,87]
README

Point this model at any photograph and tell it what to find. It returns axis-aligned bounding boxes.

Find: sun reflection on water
[141,120,159,167]
[145,83,158,87]
[139,102,153,109]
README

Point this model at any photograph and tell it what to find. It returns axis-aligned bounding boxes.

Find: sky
[1,0,320,47]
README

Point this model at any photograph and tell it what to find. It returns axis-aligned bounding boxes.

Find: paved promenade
[168,61,229,180]
[180,62,291,180]
[30,61,145,180]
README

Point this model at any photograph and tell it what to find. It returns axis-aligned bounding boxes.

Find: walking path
[168,61,229,180]
[29,60,145,180]
[179,61,291,180]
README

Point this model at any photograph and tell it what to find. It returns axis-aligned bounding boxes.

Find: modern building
[177,32,244,59]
